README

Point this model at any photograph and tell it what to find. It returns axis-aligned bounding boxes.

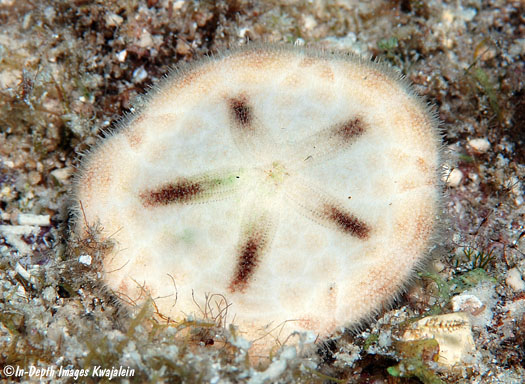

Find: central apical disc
[74,46,441,353]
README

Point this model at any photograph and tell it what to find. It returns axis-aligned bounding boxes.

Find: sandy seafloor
[0,0,523,383]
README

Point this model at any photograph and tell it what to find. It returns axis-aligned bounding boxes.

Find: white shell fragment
[74,46,441,353]
[506,268,525,292]
[17,213,51,226]
[467,137,490,153]
[78,254,93,266]
[444,168,463,188]
[451,294,484,315]
[401,312,476,366]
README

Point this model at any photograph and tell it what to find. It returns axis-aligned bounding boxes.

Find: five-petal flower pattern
[75,46,441,354]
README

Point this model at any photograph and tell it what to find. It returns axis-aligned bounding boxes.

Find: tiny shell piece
[506,268,525,292]
[467,138,490,153]
[401,312,475,366]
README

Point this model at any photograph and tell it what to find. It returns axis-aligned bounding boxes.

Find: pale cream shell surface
[75,46,440,353]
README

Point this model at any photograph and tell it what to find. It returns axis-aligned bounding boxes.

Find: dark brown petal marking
[140,180,201,207]
[284,178,370,240]
[229,235,263,293]
[324,204,370,239]
[286,116,367,168]
[229,96,252,127]
[334,118,365,142]
[229,208,276,294]
[140,170,243,207]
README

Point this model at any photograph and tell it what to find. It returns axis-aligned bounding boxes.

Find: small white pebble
[175,39,191,55]
[441,9,454,25]
[15,262,31,281]
[78,254,92,266]
[378,330,392,348]
[16,284,27,298]
[22,13,32,29]
[302,15,317,31]
[116,49,128,62]
[446,168,463,187]
[237,27,249,38]
[0,185,15,201]
[506,268,525,291]
[468,138,490,153]
[172,0,185,11]
[43,6,56,22]
[28,171,42,185]
[105,12,123,27]
[452,293,484,314]
[460,8,477,22]
[137,29,153,48]
[50,167,73,184]
[166,345,179,359]
[132,66,148,83]
[42,286,57,302]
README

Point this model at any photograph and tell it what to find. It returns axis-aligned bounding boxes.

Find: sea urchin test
[74,46,441,353]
